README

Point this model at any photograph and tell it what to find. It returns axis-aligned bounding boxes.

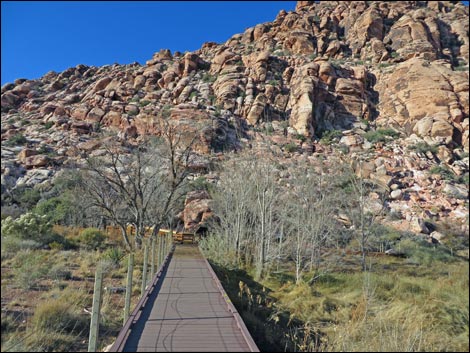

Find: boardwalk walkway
[112,244,259,352]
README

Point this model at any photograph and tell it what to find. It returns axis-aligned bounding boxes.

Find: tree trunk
[119,224,132,250]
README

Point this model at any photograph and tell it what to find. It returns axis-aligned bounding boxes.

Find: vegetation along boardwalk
[110,244,259,352]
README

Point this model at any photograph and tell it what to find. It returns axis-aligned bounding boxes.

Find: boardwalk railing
[203,257,259,352]
[107,244,259,352]
[109,244,175,352]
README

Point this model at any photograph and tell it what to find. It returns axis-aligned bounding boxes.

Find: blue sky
[2,1,468,85]
[1,1,296,84]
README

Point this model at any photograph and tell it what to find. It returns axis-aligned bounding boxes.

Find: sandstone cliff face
[2,1,468,146]
[1,1,469,232]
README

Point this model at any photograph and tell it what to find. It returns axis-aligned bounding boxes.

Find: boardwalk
[111,245,259,352]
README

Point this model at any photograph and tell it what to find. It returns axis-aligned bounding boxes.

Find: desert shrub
[102,247,124,266]
[398,237,455,265]
[32,297,88,335]
[189,177,214,193]
[294,133,307,142]
[364,128,400,143]
[1,212,66,249]
[48,263,72,281]
[33,196,73,224]
[407,142,438,154]
[79,228,106,250]
[7,133,27,146]
[265,123,275,135]
[284,143,298,153]
[319,130,342,145]
[12,251,50,289]
[429,165,461,182]
[10,186,41,210]
[202,72,216,83]
[1,237,42,254]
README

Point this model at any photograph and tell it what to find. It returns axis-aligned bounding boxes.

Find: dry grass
[209,248,469,352]
[1,226,149,352]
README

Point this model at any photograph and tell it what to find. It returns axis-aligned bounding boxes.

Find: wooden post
[123,253,134,325]
[158,235,163,268]
[151,237,156,277]
[88,264,104,352]
[141,244,149,296]
[162,235,166,258]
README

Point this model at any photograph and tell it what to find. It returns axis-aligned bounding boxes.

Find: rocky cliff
[1,1,468,236]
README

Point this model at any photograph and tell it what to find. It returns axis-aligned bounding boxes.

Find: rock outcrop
[1,1,468,233]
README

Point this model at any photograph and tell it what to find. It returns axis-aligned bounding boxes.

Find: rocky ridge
[1,1,468,238]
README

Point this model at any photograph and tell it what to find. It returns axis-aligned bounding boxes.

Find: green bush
[264,123,274,135]
[294,133,307,142]
[407,142,438,154]
[284,143,298,153]
[319,130,342,145]
[34,197,73,224]
[202,72,216,83]
[429,166,468,184]
[1,212,64,248]
[364,128,400,143]
[189,176,214,192]
[12,186,41,210]
[7,133,27,146]
[102,247,124,266]
[79,228,106,250]
[398,237,455,266]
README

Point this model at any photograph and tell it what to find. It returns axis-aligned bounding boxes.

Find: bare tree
[250,158,280,280]
[338,158,388,271]
[284,161,339,284]
[209,156,255,266]
[77,116,198,250]
[206,152,281,280]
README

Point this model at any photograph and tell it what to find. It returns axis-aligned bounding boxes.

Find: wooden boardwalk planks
[118,245,258,352]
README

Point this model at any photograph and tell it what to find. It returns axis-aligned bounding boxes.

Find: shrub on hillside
[34,197,72,224]
[79,228,106,250]
[407,142,438,154]
[102,247,124,266]
[1,212,67,250]
[319,129,342,145]
[364,128,400,143]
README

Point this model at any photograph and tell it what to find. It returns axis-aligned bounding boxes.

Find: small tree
[339,159,388,271]
[284,161,339,284]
